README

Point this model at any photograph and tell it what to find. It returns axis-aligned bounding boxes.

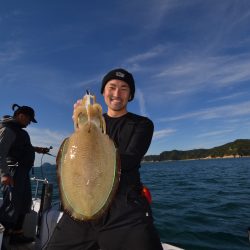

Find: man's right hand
[1,175,14,186]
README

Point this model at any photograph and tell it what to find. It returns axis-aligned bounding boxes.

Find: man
[46,68,163,250]
[0,104,49,245]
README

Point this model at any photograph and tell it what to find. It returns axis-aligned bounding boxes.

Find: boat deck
[1,194,184,250]
[3,242,183,250]
[3,240,36,250]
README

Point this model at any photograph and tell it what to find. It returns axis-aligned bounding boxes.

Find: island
[144,139,250,162]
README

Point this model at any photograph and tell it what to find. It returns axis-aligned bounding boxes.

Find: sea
[31,158,250,250]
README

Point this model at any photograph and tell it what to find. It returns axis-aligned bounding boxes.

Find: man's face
[16,113,32,128]
[103,79,131,116]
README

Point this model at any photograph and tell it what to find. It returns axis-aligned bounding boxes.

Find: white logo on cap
[116,72,125,78]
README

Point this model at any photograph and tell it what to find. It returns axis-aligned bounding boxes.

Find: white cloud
[0,43,24,64]
[216,60,250,85]
[153,128,176,140]
[196,129,234,138]
[141,0,188,31]
[159,101,250,122]
[156,53,250,89]
[208,92,246,102]
[136,88,147,116]
[126,45,167,64]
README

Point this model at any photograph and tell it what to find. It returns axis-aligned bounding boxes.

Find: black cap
[101,68,135,101]
[12,104,37,123]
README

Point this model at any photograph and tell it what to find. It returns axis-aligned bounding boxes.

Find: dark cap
[12,104,37,123]
[101,68,135,101]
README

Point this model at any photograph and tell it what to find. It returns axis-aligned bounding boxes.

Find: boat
[0,177,184,250]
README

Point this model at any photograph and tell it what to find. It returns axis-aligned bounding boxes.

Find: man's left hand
[34,147,50,154]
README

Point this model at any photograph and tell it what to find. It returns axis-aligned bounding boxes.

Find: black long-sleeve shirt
[103,112,154,188]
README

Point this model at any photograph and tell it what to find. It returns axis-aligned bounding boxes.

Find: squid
[56,92,120,221]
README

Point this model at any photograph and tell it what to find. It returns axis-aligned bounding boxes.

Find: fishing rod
[44,146,56,157]
[39,146,55,179]
[45,152,56,157]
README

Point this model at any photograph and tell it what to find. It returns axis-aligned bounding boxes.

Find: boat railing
[30,177,54,239]
[30,176,49,200]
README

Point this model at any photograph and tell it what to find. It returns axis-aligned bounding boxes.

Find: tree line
[143,139,250,162]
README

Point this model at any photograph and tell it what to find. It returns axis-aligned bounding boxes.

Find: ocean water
[32,158,250,250]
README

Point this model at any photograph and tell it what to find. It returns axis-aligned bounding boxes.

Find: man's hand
[1,175,14,186]
[34,146,50,154]
[72,99,82,120]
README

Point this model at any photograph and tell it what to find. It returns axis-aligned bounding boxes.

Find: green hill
[144,139,250,162]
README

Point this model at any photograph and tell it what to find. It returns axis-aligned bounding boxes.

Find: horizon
[38,138,250,165]
[1,1,250,166]
[146,138,250,155]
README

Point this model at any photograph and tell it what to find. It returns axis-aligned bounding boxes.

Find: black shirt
[103,112,154,187]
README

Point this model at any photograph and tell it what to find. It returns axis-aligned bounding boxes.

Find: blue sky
[1,0,250,166]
